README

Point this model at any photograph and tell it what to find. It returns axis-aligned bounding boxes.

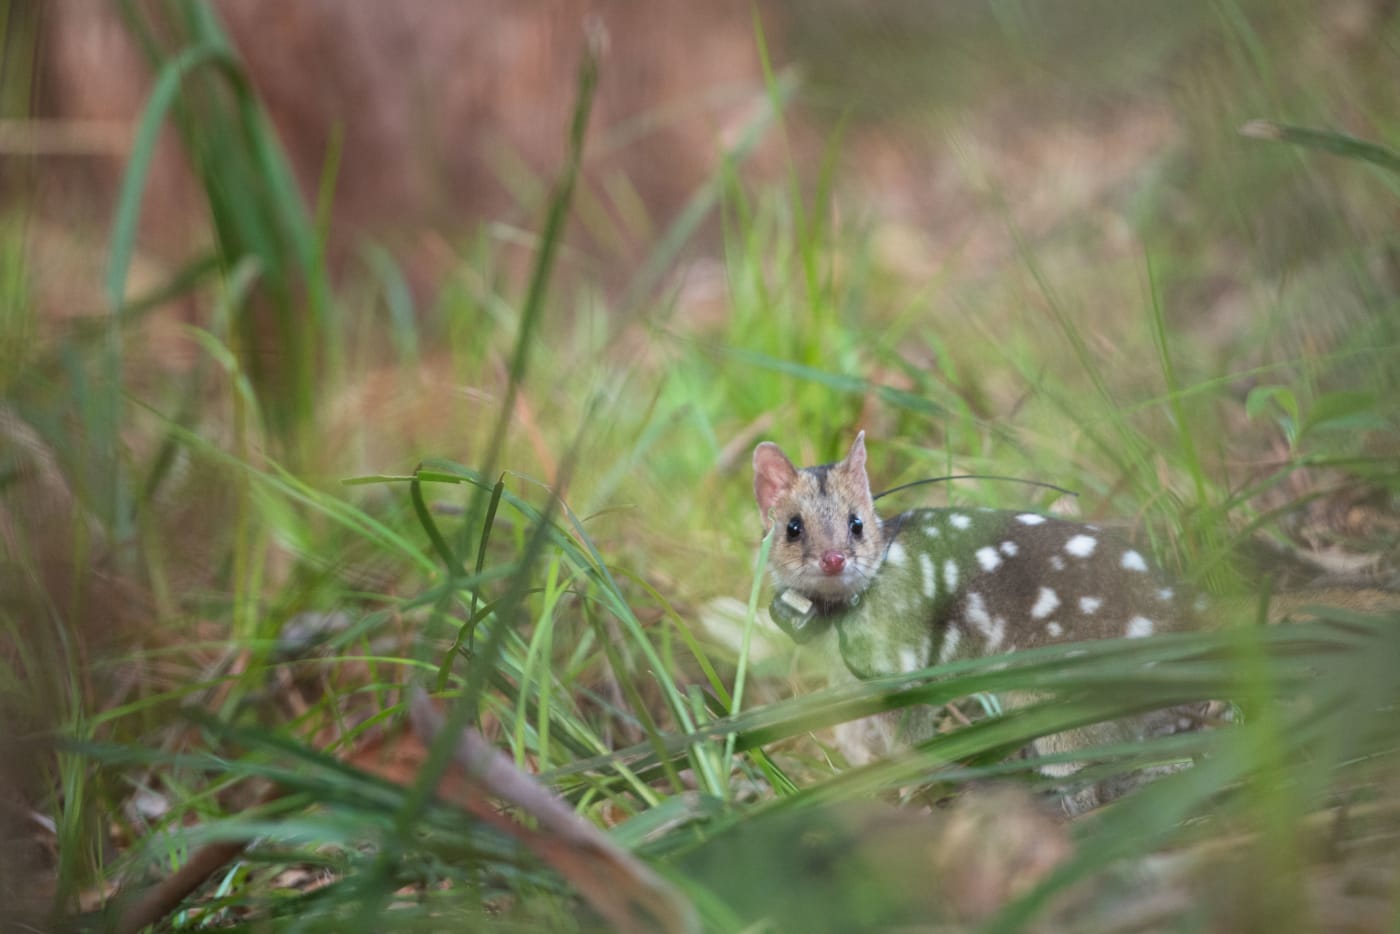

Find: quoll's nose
[819,551,846,575]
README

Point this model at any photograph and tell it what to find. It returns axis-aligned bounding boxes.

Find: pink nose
[819,551,846,575]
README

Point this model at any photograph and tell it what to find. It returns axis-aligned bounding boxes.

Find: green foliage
[1246,385,1390,451]
[1240,120,1400,177]
[115,0,334,450]
[4,1,1399,931]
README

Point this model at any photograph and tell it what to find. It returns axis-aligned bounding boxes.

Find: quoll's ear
[753,442,798,530]
[843,430,867,475]
[835,430,871,486]
[836,431,875,504]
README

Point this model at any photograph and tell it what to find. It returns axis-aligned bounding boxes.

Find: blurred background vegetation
[2,0,1399,930]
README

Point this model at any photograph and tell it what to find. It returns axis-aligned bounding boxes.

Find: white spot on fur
[987,618,1006,652]
[1126,616,1155,638]
[925,523,941,538]
[943,559,959,592]
[1079,596,1103,615]
[966,592,991,629]
[899,647,922,673]
[1157,587,1174,601]
[919,554,937,599]
[999,540,1019,557]
[1017,513,1046,525]
[1050,556,1066,571]
[965,593,1005,651]
[976,546,1001,572]
[1121,549,1148,572]
[1030,587,1060,619]
[1038,761,1081,778]
[1065,534,1097,557]
[886,542,908,567]
[938,626,962,663]
[949,513,971,530]
[1046,621,1064,638]
[1194,595,1209,613]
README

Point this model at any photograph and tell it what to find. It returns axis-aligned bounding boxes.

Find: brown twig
[109,692,699,934]
[112,785,285,934]
[409,690,699,934]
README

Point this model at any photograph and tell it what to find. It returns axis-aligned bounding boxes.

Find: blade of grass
[1240,120,1400,175]
[475,20,601,487]
[720,525,773,800]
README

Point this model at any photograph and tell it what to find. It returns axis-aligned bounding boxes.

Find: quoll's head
[752,431,885,603]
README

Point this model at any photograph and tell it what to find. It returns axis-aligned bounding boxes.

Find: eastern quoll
[753,431,1211,813]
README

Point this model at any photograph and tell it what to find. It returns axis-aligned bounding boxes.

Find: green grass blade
[1241,119,1400,175]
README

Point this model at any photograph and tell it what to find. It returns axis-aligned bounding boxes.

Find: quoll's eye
[849,514,863,538]
[785,516,804,542]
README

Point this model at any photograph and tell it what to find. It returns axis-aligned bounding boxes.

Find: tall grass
[4,1,1399,931]
[114,0,333,452]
